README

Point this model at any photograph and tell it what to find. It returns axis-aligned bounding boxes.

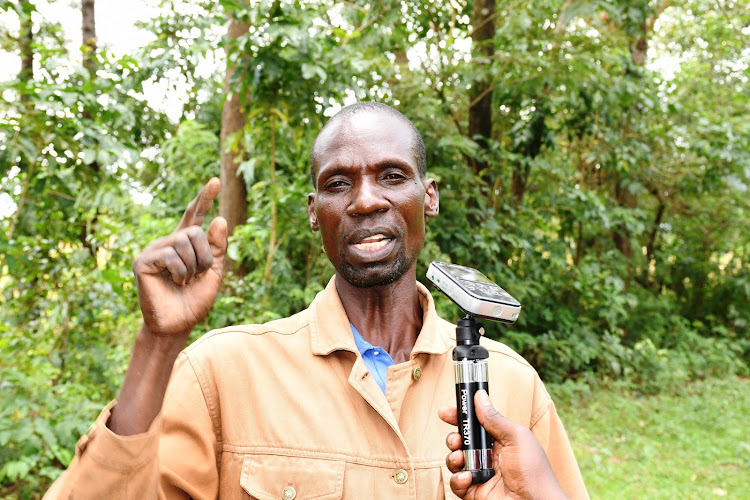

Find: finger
[449,471,473,498]
[474,390,516,446]
[185,226,213,276]
[177,178,220,230]
[172,231,198,283]
[140,246,188,286]
[446,449,465,474]
[207,216,228,258]
[445,432,462,452]
[438,406,458,426]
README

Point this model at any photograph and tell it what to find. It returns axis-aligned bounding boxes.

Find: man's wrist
[530,481,569,500]
[106,325,187,436]
[135,324,191,357]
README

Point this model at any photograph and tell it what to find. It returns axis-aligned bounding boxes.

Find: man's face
[308,111,439,288]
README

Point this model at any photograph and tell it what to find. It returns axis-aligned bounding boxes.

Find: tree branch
[715,0,750,45]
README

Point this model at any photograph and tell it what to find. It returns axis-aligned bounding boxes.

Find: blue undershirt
[350,324,395,393]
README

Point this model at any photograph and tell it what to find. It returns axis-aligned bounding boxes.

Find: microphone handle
[454,358,494,484]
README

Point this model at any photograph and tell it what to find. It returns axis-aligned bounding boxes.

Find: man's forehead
[319,110,406,141]
[314,111,415,165]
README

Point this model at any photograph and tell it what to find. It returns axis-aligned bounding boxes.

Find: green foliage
[0,244,139,494]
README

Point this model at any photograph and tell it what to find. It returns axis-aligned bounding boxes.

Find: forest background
[0,0,748,497]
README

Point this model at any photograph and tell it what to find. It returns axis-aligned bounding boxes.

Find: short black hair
[309,102,427,187]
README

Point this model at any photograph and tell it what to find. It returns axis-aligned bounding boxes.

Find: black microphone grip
[453,353,494,484]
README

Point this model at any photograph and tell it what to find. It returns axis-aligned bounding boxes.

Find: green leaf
[238,158,258,184]
[82,148,97,165]
[301,63,326,81]
[0,458,34,482]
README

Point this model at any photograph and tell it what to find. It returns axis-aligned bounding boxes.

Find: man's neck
[336,271,423,364]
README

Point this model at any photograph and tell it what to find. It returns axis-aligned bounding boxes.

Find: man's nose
[346,179,388,216]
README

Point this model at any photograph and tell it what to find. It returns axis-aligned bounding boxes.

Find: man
[46,102,587,499]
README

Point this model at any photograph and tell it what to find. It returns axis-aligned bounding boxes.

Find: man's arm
[528,396,589,500]
[109,177,227,435]
[44,351,218,500]
[45,179,227,498]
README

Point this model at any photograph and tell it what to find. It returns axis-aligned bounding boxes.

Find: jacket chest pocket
[240,454,345,500]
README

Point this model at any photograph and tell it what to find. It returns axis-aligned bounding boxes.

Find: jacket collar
[309,275,453,358]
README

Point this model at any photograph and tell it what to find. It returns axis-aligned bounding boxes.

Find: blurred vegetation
[549,376,750,499]
[0,0,748,496]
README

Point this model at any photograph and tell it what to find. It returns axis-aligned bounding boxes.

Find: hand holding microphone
[439,390,569,500]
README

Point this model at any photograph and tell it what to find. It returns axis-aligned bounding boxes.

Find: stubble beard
[336,250,416,289]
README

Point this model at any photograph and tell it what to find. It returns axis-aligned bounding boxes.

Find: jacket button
[395,468,408,484]
[282,486,296,500]
[412,366,422,381]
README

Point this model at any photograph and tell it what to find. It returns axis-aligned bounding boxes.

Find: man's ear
[307,193,319,231]
[423,178,439,218]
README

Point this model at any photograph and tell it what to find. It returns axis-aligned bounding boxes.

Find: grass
[548,376,749,499]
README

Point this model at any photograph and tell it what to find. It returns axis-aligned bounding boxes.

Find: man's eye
[325,180,348,190]
[384,173,405,181]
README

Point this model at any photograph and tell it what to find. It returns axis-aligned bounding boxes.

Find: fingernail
[476,390,490,405]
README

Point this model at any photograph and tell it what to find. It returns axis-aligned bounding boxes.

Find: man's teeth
[353,235,390,251]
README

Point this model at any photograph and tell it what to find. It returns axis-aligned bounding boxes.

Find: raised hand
[132,178,228,337]
[438,390,569,500]
[105,180,228,436]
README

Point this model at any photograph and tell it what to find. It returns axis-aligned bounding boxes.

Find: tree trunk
[629,35,648,66]
[645,197,665,261]
[219,20,250,276]
[511,103,547,205]
[5,0,34,270]
[263,112,277,296]
[19,0,34,86]
[80,0,99,256]
[612,175,636,258]
[81,0,97,74]
[638,186,666,287]
[628,5,670,72]
[469,0,495,177]
[614,9,661,256]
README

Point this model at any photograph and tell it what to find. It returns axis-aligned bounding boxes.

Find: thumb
[207,216,228,258]
[474,390,516,446]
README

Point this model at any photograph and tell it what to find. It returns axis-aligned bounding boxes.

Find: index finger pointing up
[178,178,221,230]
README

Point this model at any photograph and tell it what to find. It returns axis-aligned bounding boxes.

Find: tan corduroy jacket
[45,277,588,500]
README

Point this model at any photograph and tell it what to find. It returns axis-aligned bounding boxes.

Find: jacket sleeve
[530,385,590,500]
[44,352,219,500]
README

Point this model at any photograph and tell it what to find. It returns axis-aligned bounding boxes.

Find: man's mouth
[352,234,393,252]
